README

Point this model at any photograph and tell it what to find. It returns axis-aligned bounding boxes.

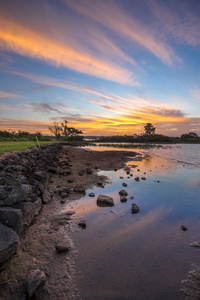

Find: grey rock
[97,195,114,207]
[13,202,35,228]
[34,170,48,182]
[56,242,70,253]
[29,193,38,202]
[190,242,200,248]
[1,181,26,206]
[0,207,23,234]
[119,190,128,196]
[21,184,33,195]
[120,196,127,203]
[60,192,68,198]
[0,223,19,264]
[0,178,6,185]
[26,269,46,297]
[132,203,140,214]
[89,192,95,197]
[78,220,86,228]
[42,188,51,204]
[0,187,9,200]
[33,198,42,215]
[74,185,85,193]
[65,210,75,215]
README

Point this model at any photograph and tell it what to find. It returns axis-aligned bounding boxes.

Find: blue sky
[0,0,200,136]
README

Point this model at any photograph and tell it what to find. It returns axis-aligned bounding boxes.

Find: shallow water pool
[64,146,200,300]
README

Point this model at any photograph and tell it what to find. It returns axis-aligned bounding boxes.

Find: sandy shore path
[0,146,139,300]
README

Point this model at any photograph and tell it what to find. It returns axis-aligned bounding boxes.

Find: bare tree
[49,122,62,140]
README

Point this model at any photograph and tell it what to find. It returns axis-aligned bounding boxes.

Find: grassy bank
[0,140,59,156]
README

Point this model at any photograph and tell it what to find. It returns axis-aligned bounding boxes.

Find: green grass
[0,140,58,156]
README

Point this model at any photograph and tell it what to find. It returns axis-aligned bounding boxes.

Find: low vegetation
[0,122,199,155]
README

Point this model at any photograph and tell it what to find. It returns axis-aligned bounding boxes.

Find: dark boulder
[1,181,26,206]
[26,269,46,297]
[97,195,114,207]
[119,190,128,196]
[0,207,23,234]
[13,202,35,228]
[0,222,19,264]
[132,203,140,214]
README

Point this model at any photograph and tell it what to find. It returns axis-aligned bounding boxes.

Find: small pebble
[56,242,70,252]
[78,220,86,228]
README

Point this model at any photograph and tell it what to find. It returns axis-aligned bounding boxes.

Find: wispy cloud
[147,0,200,48]
[0,104,26,111]
[0,90,23,100]
[0,8,136,85]
[25,103,62,114]
[63,0,180,65]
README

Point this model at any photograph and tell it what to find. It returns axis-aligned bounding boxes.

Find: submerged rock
[120,196,127,203]
[89,192,95,197]
[119,190,128,196]
[132,203,140,214]
[97,195,114,207]
[181,225,187,231]
[78,220,86,228]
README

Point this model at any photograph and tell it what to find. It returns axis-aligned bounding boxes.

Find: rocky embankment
[0,143,62,264]
[0,144,137,300]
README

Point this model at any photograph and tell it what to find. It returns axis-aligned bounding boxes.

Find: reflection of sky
[65,147,200,299]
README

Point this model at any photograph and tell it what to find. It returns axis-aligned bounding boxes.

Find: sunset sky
[0,0,200,136]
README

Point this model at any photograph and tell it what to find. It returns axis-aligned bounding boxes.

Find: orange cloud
[0,12,135,85]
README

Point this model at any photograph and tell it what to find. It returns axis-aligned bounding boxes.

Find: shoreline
[0,145,140,299]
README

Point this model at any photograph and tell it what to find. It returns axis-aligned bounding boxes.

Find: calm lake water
[64,144,200,300]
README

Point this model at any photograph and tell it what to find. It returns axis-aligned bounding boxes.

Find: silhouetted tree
[49,120,83,141]
[144,123,156,138]
[49,122,62,140]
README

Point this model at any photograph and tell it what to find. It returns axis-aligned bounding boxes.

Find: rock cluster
[0,143,63,265]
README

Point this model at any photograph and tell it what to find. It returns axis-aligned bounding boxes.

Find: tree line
[0,121,199,143]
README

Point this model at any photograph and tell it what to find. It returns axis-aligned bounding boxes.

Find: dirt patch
[0,146,140,300]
